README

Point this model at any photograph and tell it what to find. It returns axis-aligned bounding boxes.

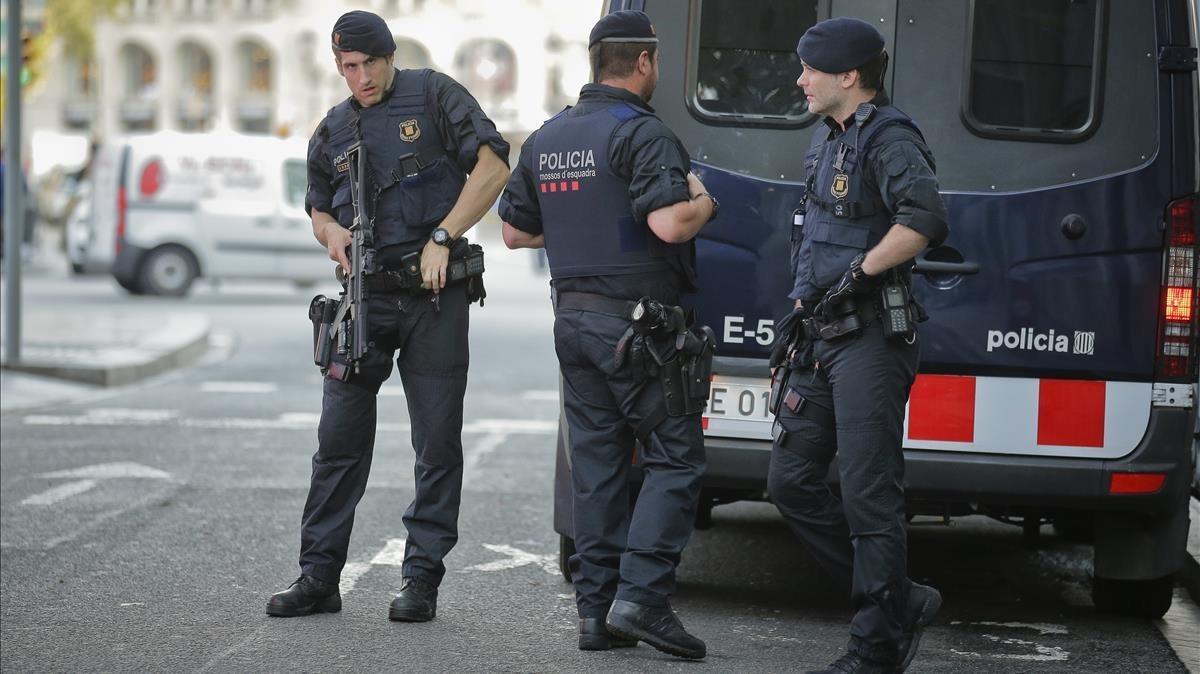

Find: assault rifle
[333,141,375,377]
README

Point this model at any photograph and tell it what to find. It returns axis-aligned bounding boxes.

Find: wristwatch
[431,227,452,247]
[695,192,720,220]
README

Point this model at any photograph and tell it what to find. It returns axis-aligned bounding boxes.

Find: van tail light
[115,184,127,255]
[139,158,163,198]
[1155,195,1199,381]
[1108,472,1166,495]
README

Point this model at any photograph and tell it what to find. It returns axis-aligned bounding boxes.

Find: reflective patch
[831,173,849,199]
[399,119,422,142]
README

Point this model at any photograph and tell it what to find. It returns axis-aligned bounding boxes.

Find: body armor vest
[319,69,465,249]
[532,101,695,287]
[791,104,923,300]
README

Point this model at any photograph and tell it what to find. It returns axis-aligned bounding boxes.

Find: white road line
[369,538,407,566]
[39,461,171,480]
[200,382,279,394]
[20,479,98,506]
[462,433,507,487]
[521,390,559,401]
[379,388,406,397]
[338,562,372,596]
[462,544,558,575]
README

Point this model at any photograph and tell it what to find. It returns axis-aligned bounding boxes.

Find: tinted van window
[693,0,817,123]
[965,0,1104,139]
[284,159,306,208]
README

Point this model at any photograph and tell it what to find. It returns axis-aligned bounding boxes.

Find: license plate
[704,375,774,440]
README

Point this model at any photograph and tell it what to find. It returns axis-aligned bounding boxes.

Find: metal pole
[3,0,23,364]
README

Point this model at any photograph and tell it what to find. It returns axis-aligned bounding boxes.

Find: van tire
[1091,574,1174,618]
[139,245,198,297]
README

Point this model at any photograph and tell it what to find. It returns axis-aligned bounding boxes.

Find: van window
[691,0,817,125]
[964,0,1104,140]
[284,159,306,208]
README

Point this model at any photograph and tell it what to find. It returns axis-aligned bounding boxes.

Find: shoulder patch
[608,103,645,122]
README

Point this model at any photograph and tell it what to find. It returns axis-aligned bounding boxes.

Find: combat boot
[578,617,638,651]
[265,575,341,617]
[896,582,942,671]
[388,577,437,622]
[606,599,705,659]
[806,651,897,674]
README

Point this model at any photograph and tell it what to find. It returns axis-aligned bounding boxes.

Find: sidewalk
[0,309,210,411]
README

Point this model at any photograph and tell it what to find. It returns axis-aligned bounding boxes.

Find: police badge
[399,119,421,142]
[831,173,850,199]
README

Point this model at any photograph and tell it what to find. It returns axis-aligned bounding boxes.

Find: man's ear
[638,50,653,76]
[840,70,859,90]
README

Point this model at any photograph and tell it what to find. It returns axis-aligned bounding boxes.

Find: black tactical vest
[319,69,465,249]
[532,101,695,287]
[791,104,923,300]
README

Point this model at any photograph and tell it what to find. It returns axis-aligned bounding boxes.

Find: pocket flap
[809,221,870,248]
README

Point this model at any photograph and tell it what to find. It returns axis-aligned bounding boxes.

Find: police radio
[879,282,915,341]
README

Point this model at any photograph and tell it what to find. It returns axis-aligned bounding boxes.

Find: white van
[82,131,329,295]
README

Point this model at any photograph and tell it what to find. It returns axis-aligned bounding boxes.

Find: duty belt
[362,249,485,293]
[554,291,639,318]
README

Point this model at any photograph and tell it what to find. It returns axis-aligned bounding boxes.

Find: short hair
[855,49,888,91]
[589,41,657,82]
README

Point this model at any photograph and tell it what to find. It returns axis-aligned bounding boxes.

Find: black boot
[265,575,341,617]
[578,617,638,651]
[606,599,705,660]
[388,577,437,622]
[896,583,941,671]
[806,651,897,674]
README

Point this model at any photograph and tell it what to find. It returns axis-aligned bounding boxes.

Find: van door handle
[912,258,980,275]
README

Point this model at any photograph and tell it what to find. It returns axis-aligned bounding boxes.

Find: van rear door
[890,0,1166,459]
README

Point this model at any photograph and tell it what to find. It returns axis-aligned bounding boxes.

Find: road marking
[21,479,98,506]
[21,462,172,508]
[463,433,507,487]
[339,538,406,595]
[379,388,406,397]
[462,544,558,575]
[949,622,1071,662]
[370,538,407,566]
[521,390,559,401]
[200,381,279,394]
[338,562,372,596]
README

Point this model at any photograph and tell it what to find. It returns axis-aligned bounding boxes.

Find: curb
[0,314,211,387]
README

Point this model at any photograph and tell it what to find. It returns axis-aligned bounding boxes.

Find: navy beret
[589,10,659,49]
[332,10,396,57]
[796,17,884,73]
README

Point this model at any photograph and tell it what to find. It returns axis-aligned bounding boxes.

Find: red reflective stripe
[1037,379,1105,447]
[908,375,975,442]
[549,182,557,192]
[540,183,547,193]
[701,416,709,431]
[572,181,580,191]
[560,181,569,192]
[1109,472,1165,494]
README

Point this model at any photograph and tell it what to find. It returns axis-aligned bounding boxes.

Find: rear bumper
[111,242,148,282]
[701,406,1195,517]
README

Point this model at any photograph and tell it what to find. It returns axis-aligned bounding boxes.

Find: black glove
[816,253,880,316]
[768,306,808,369]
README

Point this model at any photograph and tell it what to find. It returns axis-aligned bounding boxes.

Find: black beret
[589,10,659,49]
[332,10,396,57]
[795,17,884,73]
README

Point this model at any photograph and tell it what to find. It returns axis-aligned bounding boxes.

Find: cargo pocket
[398,157,464,228]
[808,220,870,288]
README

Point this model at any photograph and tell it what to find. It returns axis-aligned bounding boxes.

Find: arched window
[454,39,516,108]
[393,38,431,70]
[177,41,214,130]
[235,39,274,133]
[119,43,157,130]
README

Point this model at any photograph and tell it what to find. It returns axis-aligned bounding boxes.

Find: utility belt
[364,242,486,294]
[556,291,717,440]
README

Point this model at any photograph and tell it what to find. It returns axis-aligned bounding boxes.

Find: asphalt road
[1,245,1195,672]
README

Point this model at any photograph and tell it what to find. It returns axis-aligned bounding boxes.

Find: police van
[553,0,1200,619]
[77,131,326,296]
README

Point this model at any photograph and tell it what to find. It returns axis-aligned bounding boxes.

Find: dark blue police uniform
[770,16,949,673]
[297,62,509,591]
[499,84,704,623]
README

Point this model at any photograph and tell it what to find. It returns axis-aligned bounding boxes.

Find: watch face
[433,228,449,244]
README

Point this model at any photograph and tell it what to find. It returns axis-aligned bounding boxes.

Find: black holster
[309,295,338,370]
[660,325,717,416]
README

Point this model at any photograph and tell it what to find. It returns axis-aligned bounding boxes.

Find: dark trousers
[300,283,470,587]
[767,319,918,664]
[553,308,706,618]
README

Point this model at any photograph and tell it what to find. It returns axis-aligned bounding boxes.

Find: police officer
[768,17,948,674]
[266,10,510,622]
[499,10,715,660]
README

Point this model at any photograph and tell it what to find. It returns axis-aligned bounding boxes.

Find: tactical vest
[319,68,465,250]
[532,101,695,288]
[791,104,923,300]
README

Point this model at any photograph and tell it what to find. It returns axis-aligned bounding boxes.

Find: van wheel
[139,246,197,296]
[559,535,575,584]
[1092,574,1174,618]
